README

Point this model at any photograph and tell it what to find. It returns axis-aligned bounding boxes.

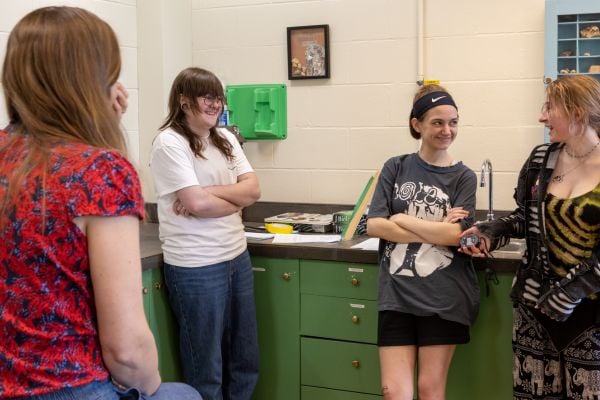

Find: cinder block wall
[190,0,546,210]
[1,0,547,211]
[0,0,140,163]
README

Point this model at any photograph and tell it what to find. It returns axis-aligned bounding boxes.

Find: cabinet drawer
[302,385,382,399]
[300,260,378,300]
[301,294,377,343]
[301,337,381,395]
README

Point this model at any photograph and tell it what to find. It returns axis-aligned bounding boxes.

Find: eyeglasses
[199,95,224,106]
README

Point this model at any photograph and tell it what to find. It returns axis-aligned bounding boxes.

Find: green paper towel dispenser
[226,84,287,140]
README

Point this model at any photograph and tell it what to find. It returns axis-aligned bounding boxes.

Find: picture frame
[286,24,330,80]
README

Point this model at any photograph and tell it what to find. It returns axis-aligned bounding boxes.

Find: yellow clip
[423,79,440,85]
[265,223,293,234]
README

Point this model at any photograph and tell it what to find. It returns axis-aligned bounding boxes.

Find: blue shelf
[546,0,600,80]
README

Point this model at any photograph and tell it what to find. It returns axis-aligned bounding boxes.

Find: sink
[497,240,525,252]
[491,239,525,260]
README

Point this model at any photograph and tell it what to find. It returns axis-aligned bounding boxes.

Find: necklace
[552,150,587,183]
[564,140,600,159]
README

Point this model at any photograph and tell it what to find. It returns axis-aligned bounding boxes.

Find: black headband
[410,91,457,120]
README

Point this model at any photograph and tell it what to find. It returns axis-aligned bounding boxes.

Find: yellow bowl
[265,223,293,234]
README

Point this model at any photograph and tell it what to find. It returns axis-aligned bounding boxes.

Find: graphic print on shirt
[388,181,453,277]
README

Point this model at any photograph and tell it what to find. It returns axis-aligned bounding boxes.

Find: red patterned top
[0,131,144,397]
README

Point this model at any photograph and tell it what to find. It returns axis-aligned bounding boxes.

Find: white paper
[271,234,341,244]
[351,238,380,250]
[245,232,275,240]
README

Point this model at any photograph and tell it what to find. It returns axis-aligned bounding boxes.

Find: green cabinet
[300,260,382,398]
[251,257,300,400]
[445,272,514,400]
[301,260,378,300]
[142,267,183,382]
[301,294,377,343]
[301,386,382,400]
[301,337,381,395]
[252,256,514,400]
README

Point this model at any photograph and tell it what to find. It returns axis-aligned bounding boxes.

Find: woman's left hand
[444,207,469,223]
[173,198,191,217]
[458,226,491,257]
[110,82,129,119]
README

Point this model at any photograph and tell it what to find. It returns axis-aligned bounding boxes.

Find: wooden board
[341,170,380,241]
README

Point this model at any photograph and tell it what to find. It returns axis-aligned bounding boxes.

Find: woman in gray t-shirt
[367,84,478,400]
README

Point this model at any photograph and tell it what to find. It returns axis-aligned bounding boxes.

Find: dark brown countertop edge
[246,240,518,273]
[142,203,518,273]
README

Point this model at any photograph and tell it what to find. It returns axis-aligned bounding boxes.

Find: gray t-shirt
[368,153,479,326]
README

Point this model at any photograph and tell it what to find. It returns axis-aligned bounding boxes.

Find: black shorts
[378,310,470,346]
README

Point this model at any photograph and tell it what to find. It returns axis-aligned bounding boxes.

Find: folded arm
[78,215,161,395]
[390,213,463,246]
[176,185,241,217]
[366,216,426,243]
[204,172,261,208]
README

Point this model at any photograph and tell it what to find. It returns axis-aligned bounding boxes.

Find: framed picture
[287,24,330,80]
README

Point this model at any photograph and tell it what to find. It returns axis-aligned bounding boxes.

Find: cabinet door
[142,268,183,382]
[445,272,513,400]
[300,260,378,300]
[301,385,382,400]
[301,337,381,395]
[252,257,300,400]
[301,293,377,343]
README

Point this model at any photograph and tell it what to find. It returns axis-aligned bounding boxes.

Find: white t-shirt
[150,127,253,267]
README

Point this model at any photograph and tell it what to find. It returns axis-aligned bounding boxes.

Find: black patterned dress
[513,183,600,400]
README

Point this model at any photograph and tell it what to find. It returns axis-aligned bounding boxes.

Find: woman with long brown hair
[0,6,200,400]
[150,67,261,400]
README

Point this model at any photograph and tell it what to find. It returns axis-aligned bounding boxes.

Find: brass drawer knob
[154,282,162,290]
[352,360,360,369]
[351,315,360,324]
[142,287,149,295]
[351,277,360,286]
[282,272,291,281]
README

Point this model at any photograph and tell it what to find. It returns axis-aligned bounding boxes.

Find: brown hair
[1,6,124,223]
[160,67,233,160]
[408,84,452,139]
[545,75,600,137]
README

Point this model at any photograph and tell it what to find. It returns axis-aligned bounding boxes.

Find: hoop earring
[180,103,187,111]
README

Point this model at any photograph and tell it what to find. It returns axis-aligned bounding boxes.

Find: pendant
[552,175,563,183]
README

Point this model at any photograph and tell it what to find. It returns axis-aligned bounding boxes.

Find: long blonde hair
[0,6,125,222]
[545,75,600,137]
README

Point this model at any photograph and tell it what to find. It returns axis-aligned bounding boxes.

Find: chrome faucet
[481,159,494,221]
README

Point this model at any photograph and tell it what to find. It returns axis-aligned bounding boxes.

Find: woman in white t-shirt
[150,67,261,400]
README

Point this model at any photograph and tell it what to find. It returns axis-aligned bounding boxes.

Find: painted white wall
[137,0,192,201]
[190,0,547,210]
[0,0,548,211]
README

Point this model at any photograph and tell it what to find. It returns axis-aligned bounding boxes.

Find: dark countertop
[140,223,163,271]
[140,222,519,273]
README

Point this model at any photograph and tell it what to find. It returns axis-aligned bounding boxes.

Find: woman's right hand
[109,82,129,120]
[458,226,491,257]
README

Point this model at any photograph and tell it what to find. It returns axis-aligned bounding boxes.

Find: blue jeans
[164,250,259,400]
[17,379,201,400]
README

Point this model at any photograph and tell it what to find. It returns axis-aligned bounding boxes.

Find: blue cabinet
[545,0,600,81]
